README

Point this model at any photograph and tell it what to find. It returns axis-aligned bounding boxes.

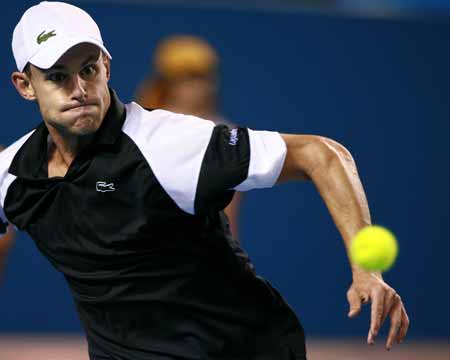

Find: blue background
[0,1,449,340]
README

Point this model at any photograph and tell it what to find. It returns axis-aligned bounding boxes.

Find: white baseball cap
[12,1,112,72]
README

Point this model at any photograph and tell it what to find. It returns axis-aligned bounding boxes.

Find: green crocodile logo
[37,30,56,44]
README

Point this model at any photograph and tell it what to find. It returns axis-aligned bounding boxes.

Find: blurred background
[0,0,449,359]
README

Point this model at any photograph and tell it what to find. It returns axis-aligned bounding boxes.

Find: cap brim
[27,35,111,70]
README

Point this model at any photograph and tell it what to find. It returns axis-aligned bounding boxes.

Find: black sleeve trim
[194,125,250,215]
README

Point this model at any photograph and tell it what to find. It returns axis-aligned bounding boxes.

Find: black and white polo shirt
[0,90,305,359]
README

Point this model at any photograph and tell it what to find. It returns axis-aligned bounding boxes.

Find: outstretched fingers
[396,305,410,344]
[369,287,409,350]
[368,286,384,345]
[347,274,409,349]
[381,288,398,324]
[347,288,362,318]
[386,298,403,350]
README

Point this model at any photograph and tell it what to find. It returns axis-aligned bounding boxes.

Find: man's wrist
[351,265,382,280]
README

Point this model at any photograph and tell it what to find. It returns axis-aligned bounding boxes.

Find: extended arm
[279,134,409,349]
[0,227,14,282]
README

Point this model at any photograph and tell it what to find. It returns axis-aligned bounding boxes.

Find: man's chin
[70,117,101,136]
[72,127,98,136]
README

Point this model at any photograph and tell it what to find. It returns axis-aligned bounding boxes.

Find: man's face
[27,43,111,136]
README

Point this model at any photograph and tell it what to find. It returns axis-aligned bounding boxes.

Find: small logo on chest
[96,181,116,192]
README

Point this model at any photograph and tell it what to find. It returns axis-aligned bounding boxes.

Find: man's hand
[347,271,409,350]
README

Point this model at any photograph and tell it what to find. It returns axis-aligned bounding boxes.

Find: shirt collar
[9,88,126,178]
[91,88,126,146]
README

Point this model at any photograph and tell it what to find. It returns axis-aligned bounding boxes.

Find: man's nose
[70,74,87,101]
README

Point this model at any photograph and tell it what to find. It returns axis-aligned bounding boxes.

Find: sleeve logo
[229,128,239,146]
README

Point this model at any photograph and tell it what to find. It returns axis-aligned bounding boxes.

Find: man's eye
[81,64,97,77]
[48,73,67,82]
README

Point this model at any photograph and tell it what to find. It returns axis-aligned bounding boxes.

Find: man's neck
[46,126,94,177]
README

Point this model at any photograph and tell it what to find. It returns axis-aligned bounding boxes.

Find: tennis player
[1,2,408,359]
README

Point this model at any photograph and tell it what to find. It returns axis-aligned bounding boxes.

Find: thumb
[347,288,362,318]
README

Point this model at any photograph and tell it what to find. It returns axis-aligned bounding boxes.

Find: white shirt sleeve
[0,131,34,233]
[123,103,287,215]
[234,129,287,191]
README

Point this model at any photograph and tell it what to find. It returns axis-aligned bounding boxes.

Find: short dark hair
[23,63,31,77]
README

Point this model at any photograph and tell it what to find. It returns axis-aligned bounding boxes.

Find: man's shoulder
[122,102,216,143]
[0,130,35,172]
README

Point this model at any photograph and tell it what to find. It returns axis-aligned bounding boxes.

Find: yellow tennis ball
[350,225,398,272]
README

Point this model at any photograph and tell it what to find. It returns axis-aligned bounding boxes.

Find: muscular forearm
[280,135,373,274]
[311,140,371,261]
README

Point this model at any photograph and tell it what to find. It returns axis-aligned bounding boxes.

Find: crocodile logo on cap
[37,30,56,44]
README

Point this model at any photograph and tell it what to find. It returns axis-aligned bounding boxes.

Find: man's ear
[11,71,36,101]
[102,54,111,81]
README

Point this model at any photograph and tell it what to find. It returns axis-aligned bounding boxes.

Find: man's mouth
[63,102,97,112]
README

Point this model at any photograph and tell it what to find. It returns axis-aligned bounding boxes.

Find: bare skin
[279,134,409,350]
[11,43,408,350]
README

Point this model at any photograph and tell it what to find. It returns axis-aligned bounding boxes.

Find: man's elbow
[309,137,356,177]
[280,134,355,182]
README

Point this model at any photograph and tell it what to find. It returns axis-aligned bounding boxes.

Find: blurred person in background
[0,145,14,282]
[135,35,242,240]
